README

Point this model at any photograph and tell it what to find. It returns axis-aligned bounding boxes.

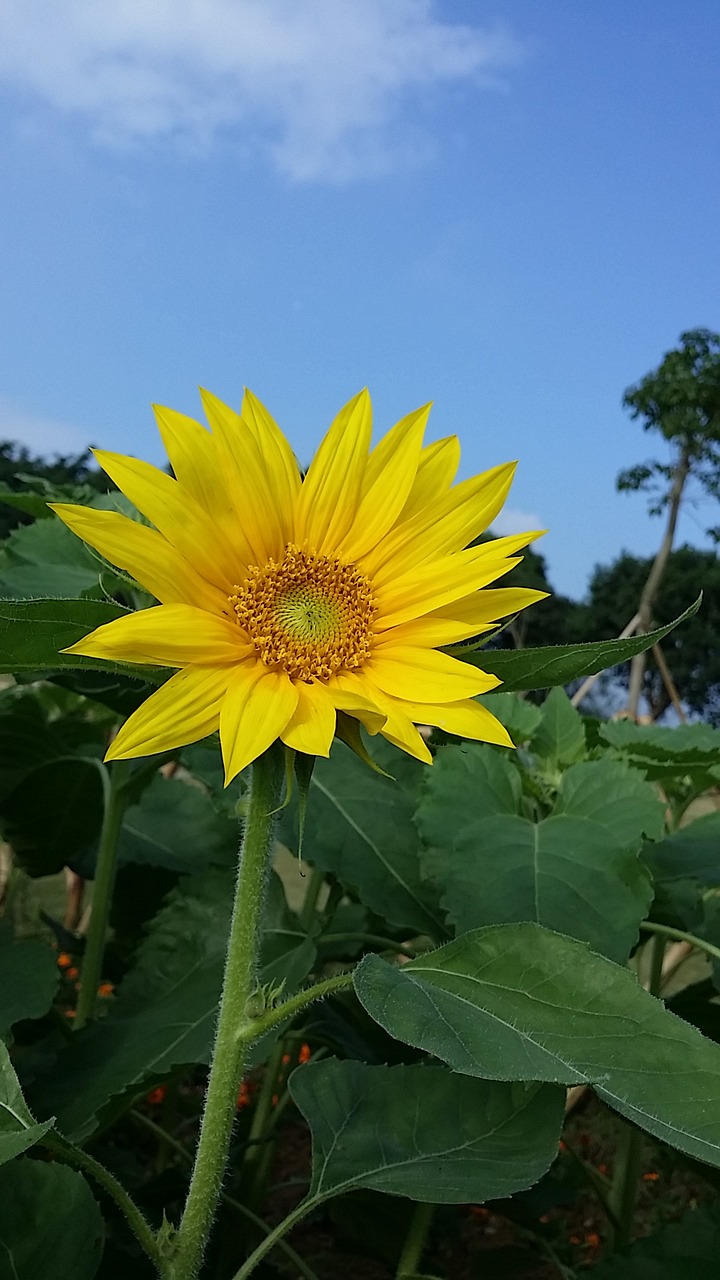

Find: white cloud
[491,506,544,537]
[0,0,522,180]
[0,399,92,458]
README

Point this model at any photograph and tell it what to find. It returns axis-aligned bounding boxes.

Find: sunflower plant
[0,388,715,1280]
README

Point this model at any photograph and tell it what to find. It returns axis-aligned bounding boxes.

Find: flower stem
[168,748,283,1280]
[395,1202,435,1278]
[75,761,130,1031]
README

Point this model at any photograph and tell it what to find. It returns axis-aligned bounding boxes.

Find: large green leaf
[0,1159,103,1280]
[0,1041,53,1165]
[644,813,720,889]
[290,1059,564,1202]
[117,774,237,874]
[0,517,105,600]
[354,922,720,1167]
[417,749,660,961]
[38,869,315,1140]
[0,597,166,681]
[474,598,701,690]
[1,757,106,877]
[0,690,70,803]
[0,929,58,1039]
[279,739,446,938]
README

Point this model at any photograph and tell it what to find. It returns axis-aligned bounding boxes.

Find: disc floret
[230,543,376,681]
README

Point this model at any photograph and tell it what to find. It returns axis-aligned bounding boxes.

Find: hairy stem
[168,748,283,1280]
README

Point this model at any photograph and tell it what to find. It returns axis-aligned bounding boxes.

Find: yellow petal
[219,666,298,784]
[374,585,548,648]
[200,389,287,564]
[374,617,495,648]
[366,645,499,703]
[106,666,231,761]
[48,504,227,615]
[396,435,460,522]
[153,406,219,511]
[93,450,240,592]
[281,680,336,756]
[374,544,528,631]
[375,696,433,765]
[242,388,302,527]
[388,696,514,748]
[338,405,429,561]
[325,671,388,734]
[363,462,516,584]
[294,390,372,555]
[63,604,251,667]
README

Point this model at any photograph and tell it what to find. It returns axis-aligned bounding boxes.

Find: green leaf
[278,739,446,938]
[0,517,104,600]
[0,1159,103,1280]
[476,691,542,744]
[417,749,658,961]
[38,869,315,1140]
[529,688,586,764]
[600,720,720,782]
[0,1042,53,1165]
[0,690,70,803]
[592,1203,720,1278]
[116,774,238,874]
[1,757,106,877]
[0,928,58,1039]
[473,597,701,690]
[0,485,53,520]
[0,598,124,671]
[290,1059,564,1202]
[354,921,720,1168]
[644,813,720,888]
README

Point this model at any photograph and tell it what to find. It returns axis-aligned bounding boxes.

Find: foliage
[1,469,720,1278]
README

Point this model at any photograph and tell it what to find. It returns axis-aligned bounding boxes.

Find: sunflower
[51,390,545,782]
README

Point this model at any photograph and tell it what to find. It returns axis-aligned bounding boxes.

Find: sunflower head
[51,389,546,783]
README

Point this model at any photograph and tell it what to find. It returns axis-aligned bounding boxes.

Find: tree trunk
[626,447,691,718]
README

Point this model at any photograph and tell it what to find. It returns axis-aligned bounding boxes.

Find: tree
[618,328,720,716]
[576,546,720,723]
[495,547,582,650]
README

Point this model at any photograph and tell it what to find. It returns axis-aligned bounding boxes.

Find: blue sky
[0,0,718,599]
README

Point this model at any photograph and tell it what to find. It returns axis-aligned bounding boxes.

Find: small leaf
[289,1059,564,1202]
[0,1159,104,1280]
[473,597,701,690]
[476,691,542,744]
[354,922,720,1168]
[529,687,586,765]
[644,813,720,888]
[0,1041,54,1165]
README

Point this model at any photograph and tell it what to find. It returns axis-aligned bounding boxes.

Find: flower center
[230,544,376,681]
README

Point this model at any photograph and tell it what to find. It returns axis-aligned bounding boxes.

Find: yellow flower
[51,389,545,782]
